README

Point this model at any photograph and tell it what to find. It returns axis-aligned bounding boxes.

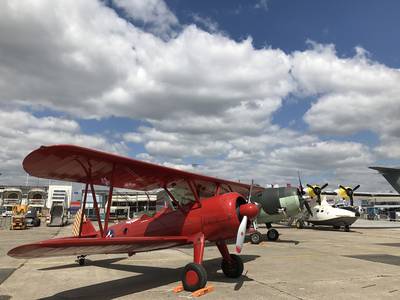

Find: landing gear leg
[250,221,262,244]
[296,220,305,229]
[344,225,350,232]
[217,240,244,278]
[265,222,272,229]
[76,255,86,266]
[182,233,207,292]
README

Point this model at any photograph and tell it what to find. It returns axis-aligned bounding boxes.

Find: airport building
[79,188,159,220]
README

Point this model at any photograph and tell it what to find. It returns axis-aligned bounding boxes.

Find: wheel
[182,263,207,292]
[344,225,350,232]
[296,220,304,229]
[77,256,86,266]
[267,229,279,241]
[333,225,340,230]
[250,231,262,244]
[221,254,244,278]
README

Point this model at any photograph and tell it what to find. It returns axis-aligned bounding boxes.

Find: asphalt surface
[1,219,400,299]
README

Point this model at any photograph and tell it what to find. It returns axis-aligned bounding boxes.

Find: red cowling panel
[7,236,190,258]
[23,145,262,193]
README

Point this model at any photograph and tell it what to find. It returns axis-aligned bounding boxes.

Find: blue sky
[1,0,400,191]
[166,0,400,67]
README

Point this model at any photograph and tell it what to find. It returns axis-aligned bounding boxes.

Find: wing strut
[103,164,115,236]
[187,180,201,207]
[79,183,89,237]
[90,183,104,237]
[214,183,221,196]
[164,186,183,210]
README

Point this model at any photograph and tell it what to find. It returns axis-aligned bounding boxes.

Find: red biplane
[8,145,261,291]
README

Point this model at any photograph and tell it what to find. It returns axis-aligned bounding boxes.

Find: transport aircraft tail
[369,166,400,194]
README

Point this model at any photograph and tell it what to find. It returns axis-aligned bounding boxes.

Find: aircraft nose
[239,203,259,220]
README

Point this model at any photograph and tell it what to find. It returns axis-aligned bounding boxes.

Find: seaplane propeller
[306,183,328,205]
[339,184,360,206]
[297,172,313,216]
[236,181,259,253]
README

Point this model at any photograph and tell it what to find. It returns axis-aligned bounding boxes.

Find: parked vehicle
[25,207,41,227]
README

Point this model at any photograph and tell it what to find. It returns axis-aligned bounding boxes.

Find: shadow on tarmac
[38,255,259,299]
[344,254,400,267]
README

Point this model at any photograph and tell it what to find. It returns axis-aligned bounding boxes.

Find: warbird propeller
[247,173,312,244]
[8,145,261,292]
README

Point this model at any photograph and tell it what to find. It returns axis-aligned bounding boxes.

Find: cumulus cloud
[0,109,127,184]
[0,0,398,191]
[290,42,400,161]
[112,0,178,38]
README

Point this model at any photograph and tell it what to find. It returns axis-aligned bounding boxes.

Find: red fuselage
[107,192,245,244]
[8,192,254,259]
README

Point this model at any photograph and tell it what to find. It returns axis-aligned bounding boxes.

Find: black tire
[250,231,262,244]
[333,225,340,230]
[182,263,207,292]
[344,225,350,232]
[296,220,304,229]
[267,229,279,241]
[221,254,244,278]
[78,257,85,266]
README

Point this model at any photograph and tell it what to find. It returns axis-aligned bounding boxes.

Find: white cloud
[291,42,400,160]
[190,13,219,33]
[112,0,178,38]
[0,1,398,191]
[0,109,127,184]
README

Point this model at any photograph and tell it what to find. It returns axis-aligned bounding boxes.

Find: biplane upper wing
[23,144,263,196]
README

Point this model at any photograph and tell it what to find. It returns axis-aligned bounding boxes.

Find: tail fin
[370,166,400,194]
[72,209,97,237]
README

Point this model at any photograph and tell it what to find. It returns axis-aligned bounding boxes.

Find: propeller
[236,180,259,253]
[297,171,313,216]
[339,184,360,206]
[306,183,328,205]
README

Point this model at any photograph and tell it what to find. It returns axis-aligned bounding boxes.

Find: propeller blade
[317,194,321,205]
[236,216,248,253]
[339,185,346,191]
[304,200,313,216]
[247,179,254,203]
[298,171,304,193]
[353,184,360,192]
[350,196,354,207]
[321,183,328,190]
[306,184,313,189]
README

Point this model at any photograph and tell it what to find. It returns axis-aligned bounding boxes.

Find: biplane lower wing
[8,236,190,259]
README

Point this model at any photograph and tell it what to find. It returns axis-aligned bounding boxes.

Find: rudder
[72,209,97,237]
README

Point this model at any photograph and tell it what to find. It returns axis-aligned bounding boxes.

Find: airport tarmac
[2,220,400,299]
